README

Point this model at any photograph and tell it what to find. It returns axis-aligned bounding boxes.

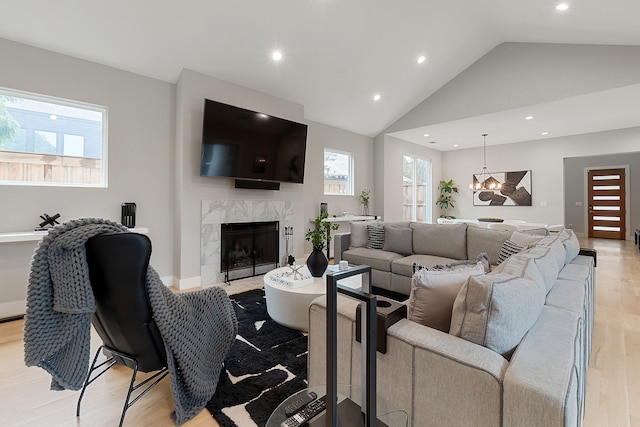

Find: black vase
[307,248,328,277]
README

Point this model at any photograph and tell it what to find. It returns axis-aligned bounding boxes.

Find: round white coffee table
[263,265,362,331]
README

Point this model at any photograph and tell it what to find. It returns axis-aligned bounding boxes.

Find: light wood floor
[0,238,638,426]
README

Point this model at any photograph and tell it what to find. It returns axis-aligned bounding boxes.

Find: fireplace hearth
[221,221,279,282]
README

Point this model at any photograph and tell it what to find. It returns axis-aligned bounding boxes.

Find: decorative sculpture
[36,213,61,231]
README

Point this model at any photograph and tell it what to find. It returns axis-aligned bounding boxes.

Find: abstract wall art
[472,170,532,206]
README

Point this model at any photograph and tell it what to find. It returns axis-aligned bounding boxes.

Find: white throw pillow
[408,262,485,332]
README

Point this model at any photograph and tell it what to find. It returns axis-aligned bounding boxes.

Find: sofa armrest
[578,248,596,267]
[308,295,509,427]
[333,232,351,263]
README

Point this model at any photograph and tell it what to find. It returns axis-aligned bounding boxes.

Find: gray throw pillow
[409,263,485,332]
[449,257,546,359]
[349,220,378,248]
[382,226,413,255]
[366,224,385,249]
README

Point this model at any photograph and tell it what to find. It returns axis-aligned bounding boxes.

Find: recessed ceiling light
[49,114,57,120]
[271,50,283,61]
[453,144,459,148]
[541,131,549,136]
[525,115,534,120]
[423,133,430,137]
[417,55,426,64]
[373,94,381,101]
[257,113,269,119]
[556,3,569,11]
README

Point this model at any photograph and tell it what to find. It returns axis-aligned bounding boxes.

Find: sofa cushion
[342,247,403,272]
[366,224,385,249]
[466,226,511,265]
[350,220,379,248]
[382,226,413,255]
[558,228,580,265]
[510,230,545,248]
[411,222,467,260]
[450,256,546,358]
[408,263,485,332]
[536,235,567,270]
[392,254,460,277]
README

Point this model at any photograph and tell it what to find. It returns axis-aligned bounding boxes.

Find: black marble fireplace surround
[221,221,279,282]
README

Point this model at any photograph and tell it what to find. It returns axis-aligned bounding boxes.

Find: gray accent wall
[564,152,640,238]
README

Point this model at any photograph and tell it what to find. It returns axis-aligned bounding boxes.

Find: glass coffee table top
[266,384,409,427]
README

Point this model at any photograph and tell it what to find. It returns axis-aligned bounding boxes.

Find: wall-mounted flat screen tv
[200,99,308,184]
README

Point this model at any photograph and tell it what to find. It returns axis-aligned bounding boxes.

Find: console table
[0,226,149,320]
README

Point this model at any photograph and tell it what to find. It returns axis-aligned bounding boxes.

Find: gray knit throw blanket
[23,218,238,425]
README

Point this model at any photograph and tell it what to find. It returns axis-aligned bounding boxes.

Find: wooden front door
[588,168,626,239]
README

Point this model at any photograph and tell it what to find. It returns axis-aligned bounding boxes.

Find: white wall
[174,69,374,287]
[443,126,640,232]
[0,38,175,272]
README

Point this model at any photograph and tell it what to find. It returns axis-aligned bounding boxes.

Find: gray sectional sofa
[310,225,595,427]
[334,221,514,295]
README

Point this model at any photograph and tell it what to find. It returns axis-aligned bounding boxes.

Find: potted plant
[358,189,371,216]
[305,212,340,277]
[436,179,458,219]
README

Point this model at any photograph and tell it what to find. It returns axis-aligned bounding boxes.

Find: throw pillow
[558,228,580,265]
[412,262,430,274]
[497,239,524,264]
[382,226,413,255]
[432,253,491,274]
[510,230,545,248]
[408,262,485,332]
[449,259,546,359]
[366,224,385,249]
[350,220,378,248]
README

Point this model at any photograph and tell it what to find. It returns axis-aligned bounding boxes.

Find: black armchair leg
[76,345,168,427]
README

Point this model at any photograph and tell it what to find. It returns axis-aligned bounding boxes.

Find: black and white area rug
[206,289,308,427]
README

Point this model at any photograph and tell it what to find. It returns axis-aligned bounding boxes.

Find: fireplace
[221,221,279,282]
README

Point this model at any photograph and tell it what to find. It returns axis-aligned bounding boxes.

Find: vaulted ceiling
[1,0,640,149]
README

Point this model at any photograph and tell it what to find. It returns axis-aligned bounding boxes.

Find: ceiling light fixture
[423,133,430,137]
[556,3,569,11]
[541,131,549,135]
[470,133,501,191]
[417,55,426,64]
[271,50,283,61]
[373,94,381,101]
[453,144,459,148]
[525,115,534,120]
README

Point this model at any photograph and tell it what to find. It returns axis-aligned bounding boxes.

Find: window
[0,87,107,186]
[403,155,431,222]
[324,148,353,195]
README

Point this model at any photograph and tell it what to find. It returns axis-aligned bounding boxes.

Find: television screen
[200,99,307,184]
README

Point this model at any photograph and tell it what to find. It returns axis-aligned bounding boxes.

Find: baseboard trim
[0,300,26,320]
[176,276,202,290]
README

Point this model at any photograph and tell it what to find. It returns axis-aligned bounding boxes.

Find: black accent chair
[76,233,168,427]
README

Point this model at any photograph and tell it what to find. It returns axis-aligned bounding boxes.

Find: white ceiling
[1,0,640,149]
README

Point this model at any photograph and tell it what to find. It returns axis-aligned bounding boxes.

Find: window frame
[402,154,432,223]
[0,86,108,188]
[323,147,354,196]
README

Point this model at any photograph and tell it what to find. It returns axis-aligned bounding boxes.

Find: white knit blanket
[23,218,238,425]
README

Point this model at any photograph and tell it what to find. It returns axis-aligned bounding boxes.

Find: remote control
[280,395,326,427]
[284,391,318,417]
